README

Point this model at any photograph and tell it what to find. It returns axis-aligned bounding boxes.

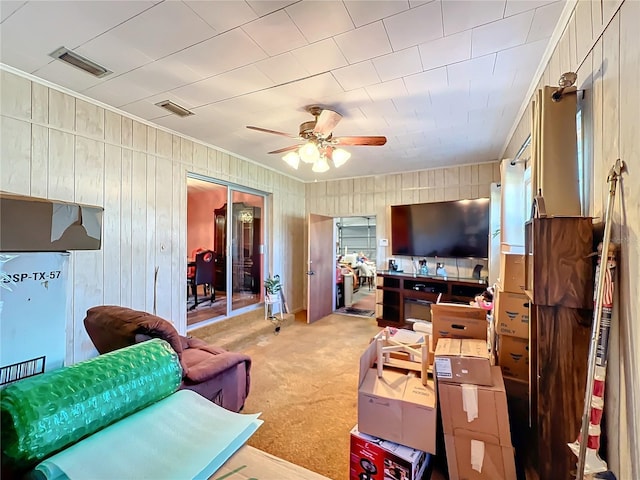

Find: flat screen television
[391,199,490,259]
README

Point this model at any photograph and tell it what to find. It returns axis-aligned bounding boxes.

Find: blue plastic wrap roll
[1,338,182,470]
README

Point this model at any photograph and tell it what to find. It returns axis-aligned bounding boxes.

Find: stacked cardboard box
[357,328,437,455]
[435,339,516,480]
[495,253,529,391]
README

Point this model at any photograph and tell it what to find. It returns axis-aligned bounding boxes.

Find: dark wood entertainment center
[375,271,487,328]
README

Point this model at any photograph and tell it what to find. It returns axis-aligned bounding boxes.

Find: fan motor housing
[299,120,317,138]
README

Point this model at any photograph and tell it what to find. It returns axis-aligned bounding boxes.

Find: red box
[350,425,431,480]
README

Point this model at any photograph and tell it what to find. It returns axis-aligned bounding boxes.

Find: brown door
[307,213,334,323]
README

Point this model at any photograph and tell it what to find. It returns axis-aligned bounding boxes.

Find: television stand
[375,271,487,328]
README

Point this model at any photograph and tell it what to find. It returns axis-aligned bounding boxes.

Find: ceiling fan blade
[313,109,342,136]
[247,125,298,138]
[268,145,301,154]
[334,136,387,146]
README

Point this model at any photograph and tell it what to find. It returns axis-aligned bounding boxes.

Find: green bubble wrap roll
[1,338,182,470]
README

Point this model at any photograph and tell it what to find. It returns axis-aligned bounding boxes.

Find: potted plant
[264,274,281,303]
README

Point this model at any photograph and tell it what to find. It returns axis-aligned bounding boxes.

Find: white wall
[503,1,640,476]
[0,68,306,364]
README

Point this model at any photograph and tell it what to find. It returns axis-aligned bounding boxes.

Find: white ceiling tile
[442,0,506,35]
[418,30,472,71]
[334,22,393,64]
[246,1,297,17]
[291,39,348,76]
[447,54,496,86]
[34,60,104,93]
[403,67,448,95]
[77,32,155,77]
[344,0,410,28]
[383,1,443,51]
[254,52,311,85]
[366,79,408,102]
[392,94,432,115]
[471,10,535,57]
[409,0,432,7]
[527,1,565,42]
[358,98,398,118]
[184,1,258,33]
[372,47,422,82]
[107,1,216,60]
[332,61,381,91]
[242,10,308,56]
[494,37,548,74]
[505,0,558,17]
[120,58,203,98]
[284,72,345,102]
[286,1,354,43]
[0,1,156,74]
[169,65,273,107]
[171,29,267,78]
[319,88,373,115]
[0,1,25,22]
[83,74,157,108]
[0,0,562,181]
[119,99,172,121]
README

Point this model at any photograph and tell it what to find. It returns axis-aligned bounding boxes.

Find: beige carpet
[192,315,380,480]
[192,311,449,480]
[230,313,379,479]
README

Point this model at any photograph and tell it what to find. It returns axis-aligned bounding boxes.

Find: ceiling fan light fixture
[299,142,320,163]
[332,148,351,168]
[312,156,330,173]
[282,151,300,169]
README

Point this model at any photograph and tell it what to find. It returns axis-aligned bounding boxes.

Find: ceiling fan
[246,106,387,172]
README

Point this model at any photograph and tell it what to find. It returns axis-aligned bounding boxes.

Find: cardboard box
[0,193,103,251]
[494,290,530,339]
[0,253,69,374]
[350,425,431,480]
[497,335,529,381]
[434,338,493,386]
[431,303,488,347]
[498,253,525,293]
[438,367,512,446]
[444,431,516,480]
[358,338,437,454]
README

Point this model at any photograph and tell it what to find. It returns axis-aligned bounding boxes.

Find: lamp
[281,141,352,173]
[282,151,300,169]
[312,156,330,173]
[332,148,351,168]
[299,141,320,163]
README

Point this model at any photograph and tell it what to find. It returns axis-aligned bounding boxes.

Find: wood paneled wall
[502,1,639,477]
[0,68,306,364]
[305,163,500,277]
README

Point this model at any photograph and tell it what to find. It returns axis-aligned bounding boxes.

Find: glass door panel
[230,191,264,312]
[186,178,228,327]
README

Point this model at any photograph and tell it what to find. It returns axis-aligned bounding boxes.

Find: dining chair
[189,250,216,311]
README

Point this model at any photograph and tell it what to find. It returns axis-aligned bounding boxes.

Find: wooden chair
[189,250,216,310]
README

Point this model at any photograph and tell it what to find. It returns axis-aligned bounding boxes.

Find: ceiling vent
[155,100,194,118]
[49,47,112,78]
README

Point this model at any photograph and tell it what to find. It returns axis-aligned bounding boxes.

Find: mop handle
[576,159,624,479]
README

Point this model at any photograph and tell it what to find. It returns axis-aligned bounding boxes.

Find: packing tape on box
[0,339,182,470]
[461,384,479,422]
[471,439,485,472]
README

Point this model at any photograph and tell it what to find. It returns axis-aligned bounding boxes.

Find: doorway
[186,175,266,328]
[334,215,377,317]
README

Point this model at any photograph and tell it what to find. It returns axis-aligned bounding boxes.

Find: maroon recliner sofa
[83,305,251,412]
